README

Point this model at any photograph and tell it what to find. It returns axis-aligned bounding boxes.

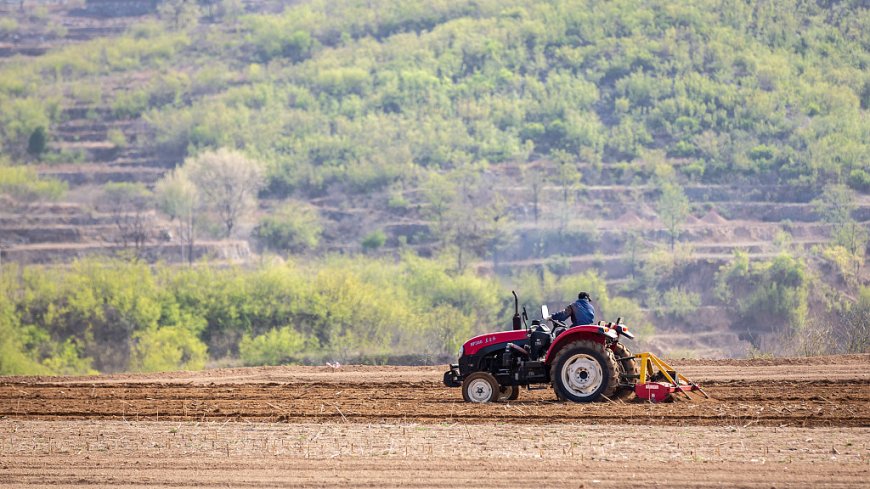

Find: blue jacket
[552,299,595,326]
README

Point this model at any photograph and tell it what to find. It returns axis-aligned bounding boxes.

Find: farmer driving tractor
[549,291,595,326]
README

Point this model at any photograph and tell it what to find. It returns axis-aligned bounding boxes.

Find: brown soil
[1,355,868,487]
[1,421,867,488]
[615,210,645,225]
[700,209,729,225]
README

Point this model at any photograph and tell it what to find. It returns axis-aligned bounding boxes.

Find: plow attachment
[630,352,709,402]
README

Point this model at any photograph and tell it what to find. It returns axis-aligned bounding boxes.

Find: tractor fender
[543,326,617,365]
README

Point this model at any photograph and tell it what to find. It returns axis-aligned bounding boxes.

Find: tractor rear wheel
[462,372,500,403]
[612,343,639,399]
[499,385,519,401]
[550,340,619,403]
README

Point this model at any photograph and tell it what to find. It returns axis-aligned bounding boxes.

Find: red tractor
[443,292,705,403]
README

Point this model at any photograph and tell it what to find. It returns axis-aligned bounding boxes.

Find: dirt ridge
[1,355,867,428]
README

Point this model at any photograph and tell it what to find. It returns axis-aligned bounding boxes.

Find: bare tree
[656,180,690,250]
[840,289,870,354]
[185,148,264,238]
[812,184,867,279]
[424,166,509,272]
[155,168,199,264]
[99,182,154,258]
[522,162,545,224]
[550,150,582,234]
[421,172,458,250]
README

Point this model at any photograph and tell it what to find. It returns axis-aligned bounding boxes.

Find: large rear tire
[499,385,519,401]
[550,340,619,403]
[611,343,639,399]
[462,372,500,403]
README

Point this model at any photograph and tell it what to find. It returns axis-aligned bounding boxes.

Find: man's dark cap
[578,292,591,301]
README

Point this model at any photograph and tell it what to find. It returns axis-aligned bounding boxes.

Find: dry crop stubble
[0,420,868,488]
[0,354,868,487]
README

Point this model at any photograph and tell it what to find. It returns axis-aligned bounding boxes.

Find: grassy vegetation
[0,254,655,374]
[255,201,323,253]
[715,251,809,336]
[0,162,67,201]
[0,1,866,371]
[0,0,866,188]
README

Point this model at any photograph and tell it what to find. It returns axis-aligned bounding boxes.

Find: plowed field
[1,354,868,488]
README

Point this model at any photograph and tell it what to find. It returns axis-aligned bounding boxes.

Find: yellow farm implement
[630,352,709,402]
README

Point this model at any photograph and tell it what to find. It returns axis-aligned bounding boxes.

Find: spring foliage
[0,163,66,202]
[0,254,652,374]
[0,0,866,189]
[715,251,809,336]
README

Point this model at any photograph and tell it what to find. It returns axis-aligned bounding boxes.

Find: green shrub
[316,67,370,97]
[680,160,705,180]
[0,95,57,153]
[0,282,48,375]
[361,229,386,251]
[418,304,473,357]
[19,258,165,372]
[239,326,306,366]
[820,245,863,285]
[70,83,102,105]
[112,89,150,118]
[847,169,870,193]
[0,164,66,201]
[0,17,19,37]
[716,252,808,335]
[132,326,208,372]
[107,128,128,148]
[255,202,322,252]
[658,287,701,320]
[0,252,510,373]
[387,191,409,211]
[41,147,86,164]
[27,126,47,156]
[149,70,191,107]
[130,20,166,39]
[244,16,313,62]
[39,338,96,375]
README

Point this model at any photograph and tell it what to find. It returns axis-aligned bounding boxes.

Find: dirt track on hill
[1,355,868,488]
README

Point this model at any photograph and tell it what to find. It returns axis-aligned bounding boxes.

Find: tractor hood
[462,330,528,356]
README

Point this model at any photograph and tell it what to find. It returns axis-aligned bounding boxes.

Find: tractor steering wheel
[550,317,567,329]
[549,317,568,338]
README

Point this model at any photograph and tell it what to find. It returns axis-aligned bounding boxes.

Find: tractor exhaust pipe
[512,290,522,330]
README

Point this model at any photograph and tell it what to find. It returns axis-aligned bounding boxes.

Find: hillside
[0,0,868,373]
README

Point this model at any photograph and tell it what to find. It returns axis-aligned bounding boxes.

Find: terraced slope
[0,1,867,359]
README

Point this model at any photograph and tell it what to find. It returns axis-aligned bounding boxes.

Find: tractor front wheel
[462,372,500,403]
[551,340,619,403]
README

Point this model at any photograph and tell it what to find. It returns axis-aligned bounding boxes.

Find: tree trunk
[187,216,195,266]
[532,192,539,224]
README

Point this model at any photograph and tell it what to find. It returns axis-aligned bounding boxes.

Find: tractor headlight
[458,345,464,358]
